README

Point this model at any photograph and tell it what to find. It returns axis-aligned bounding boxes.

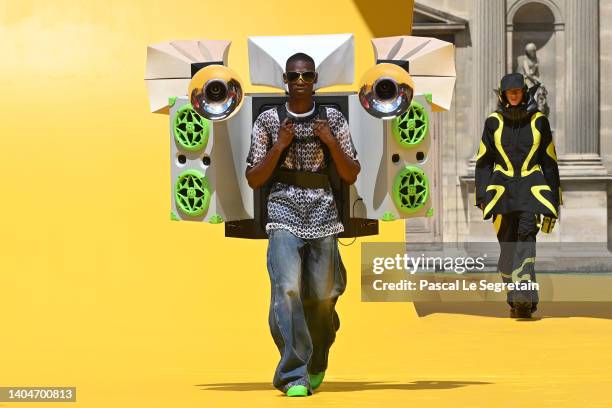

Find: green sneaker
[309,371,325,390]
[286,385,308,397]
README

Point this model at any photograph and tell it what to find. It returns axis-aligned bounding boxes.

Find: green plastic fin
[382,211,396,221]
[168,96,177,107]
[426,207,434,217]
[424,93,433,104]
[209,214,223,224]
[170,211,180,221]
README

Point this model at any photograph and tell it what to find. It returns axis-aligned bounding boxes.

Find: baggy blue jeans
[266,228,347,394]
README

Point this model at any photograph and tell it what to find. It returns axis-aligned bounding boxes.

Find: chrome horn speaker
[188,65,244,121]
[358,63,415,119]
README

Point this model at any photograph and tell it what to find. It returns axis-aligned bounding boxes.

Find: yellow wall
[0,0,412,386]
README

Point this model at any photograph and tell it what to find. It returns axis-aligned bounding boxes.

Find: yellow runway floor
[3,224,612,408]
[3,308,612,408]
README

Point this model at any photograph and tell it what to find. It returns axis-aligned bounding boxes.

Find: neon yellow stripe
[483,185,505,218]
[500,257,535,282]
[490,113,513,177]
[546,140,558,162]
[522,112,543,176]
[475,115,492,208]
[493,214,502,234]
[476,140,487,161]
[531,185,557,217]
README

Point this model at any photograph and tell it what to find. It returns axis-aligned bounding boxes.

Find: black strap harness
[258,102,346,234]
[270,104,332,189]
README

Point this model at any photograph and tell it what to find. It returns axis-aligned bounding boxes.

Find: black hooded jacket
[474,98,561,220]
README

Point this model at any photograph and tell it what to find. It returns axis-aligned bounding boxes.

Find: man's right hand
[276,118,295,150]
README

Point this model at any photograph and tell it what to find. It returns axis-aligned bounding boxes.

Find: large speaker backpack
[225,99,378,239]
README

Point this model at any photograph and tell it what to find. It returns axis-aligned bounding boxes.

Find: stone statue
[520,42,549,115]
[522,43,540,87]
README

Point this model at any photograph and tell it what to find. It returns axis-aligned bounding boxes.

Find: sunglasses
[285,71,316,83]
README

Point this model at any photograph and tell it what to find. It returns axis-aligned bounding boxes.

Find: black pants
[493,211,540,308]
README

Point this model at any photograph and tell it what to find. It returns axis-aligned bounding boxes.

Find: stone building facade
[406,0,612,248]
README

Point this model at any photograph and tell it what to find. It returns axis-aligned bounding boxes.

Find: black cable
[338,198,362,247]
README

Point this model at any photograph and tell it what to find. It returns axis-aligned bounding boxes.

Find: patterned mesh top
[246,103,358,239]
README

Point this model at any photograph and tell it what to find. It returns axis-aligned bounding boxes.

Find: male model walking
[245,52,360,396]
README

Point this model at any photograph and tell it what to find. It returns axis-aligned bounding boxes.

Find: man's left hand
[313,119,336,147]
